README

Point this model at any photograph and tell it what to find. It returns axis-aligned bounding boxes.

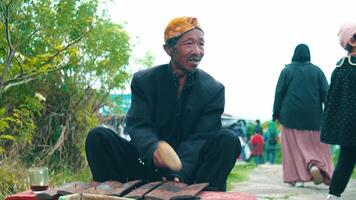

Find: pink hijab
[338,22,356,49]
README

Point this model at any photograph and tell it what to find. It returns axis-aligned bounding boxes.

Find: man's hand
[153,149,181,182]
[162,176,180,182]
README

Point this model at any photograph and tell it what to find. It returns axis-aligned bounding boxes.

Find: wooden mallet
[156,141,182,171]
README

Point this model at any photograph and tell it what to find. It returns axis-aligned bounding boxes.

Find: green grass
[226,163,256,191]
[50,166,91,186]
[0,161,28,200]
[353,168,356,179]
[331,145,356,179]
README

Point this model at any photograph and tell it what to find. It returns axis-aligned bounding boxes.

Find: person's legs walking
[240,144,246,161]
[270,149,277,164]
[255,155,259,165]
[329,146,356,197]
[195,129,241,191]
[257,155,263,165]
[266,149,271,164]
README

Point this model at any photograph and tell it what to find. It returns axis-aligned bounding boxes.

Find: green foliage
[246,121,255,139]
[0,0,134,196]
[0,135,15,154]
[331,145,339,164]
[331,146,356,179]
[275,144,282,164]
[0,109,11,150]
[0,95,43,155]
[136,51,155,69]
[0,159,28,200]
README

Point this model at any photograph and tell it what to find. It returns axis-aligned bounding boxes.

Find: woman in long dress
[273,43,333,186]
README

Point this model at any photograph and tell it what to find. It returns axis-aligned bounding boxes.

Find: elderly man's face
[169,29,205,73]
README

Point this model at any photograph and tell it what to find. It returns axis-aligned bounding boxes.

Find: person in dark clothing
[272,43,333,187]
[263,121,279,164]
[321,22,356,200]
[254,119,263,134]
[85,16,241,191]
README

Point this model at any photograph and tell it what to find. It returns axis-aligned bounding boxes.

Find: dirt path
[231,163,356,200]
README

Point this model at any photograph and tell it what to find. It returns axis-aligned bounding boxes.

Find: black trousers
[329,145,356,197]
[85,127,241,191]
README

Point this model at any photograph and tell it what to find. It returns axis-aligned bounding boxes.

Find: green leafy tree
[0,0,131,171]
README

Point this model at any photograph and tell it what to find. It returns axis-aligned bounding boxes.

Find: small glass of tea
[28,167,49,193]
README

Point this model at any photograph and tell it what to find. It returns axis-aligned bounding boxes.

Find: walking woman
[273,43,333,187]
[321,22,356,200]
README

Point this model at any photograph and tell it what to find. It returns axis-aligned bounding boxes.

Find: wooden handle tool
[157,141,182,171]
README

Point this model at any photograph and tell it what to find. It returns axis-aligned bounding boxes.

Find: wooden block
[82,193,134,200]
[83,181,123,195]
[170,183,209,200]
[36,182,97,200]
[57,182,100,196]
[145,181,187,200]
[124,181,162,199]
[35,188,60,200]
[109,180,143,197]
[82,180,143,197]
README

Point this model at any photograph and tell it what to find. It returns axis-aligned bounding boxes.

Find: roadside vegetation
[0,0,154,198]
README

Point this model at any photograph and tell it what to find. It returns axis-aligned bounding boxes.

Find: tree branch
[0,2,5,24]
[4,2,14,51]
[48,120,67,156]
[2,63,68,92]
[2,29,91,93]
[15,28,40,49]
[0,0,15,96]
[39,30,90,68]
[14,54,24,74]
[93,92,110,113]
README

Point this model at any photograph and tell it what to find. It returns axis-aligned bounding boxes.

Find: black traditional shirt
[273,62,329,130]
[125,64,225,182]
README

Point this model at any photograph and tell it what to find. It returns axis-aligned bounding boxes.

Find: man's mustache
[187,55,203,61]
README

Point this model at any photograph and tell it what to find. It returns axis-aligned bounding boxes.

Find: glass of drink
[28,167,49,193]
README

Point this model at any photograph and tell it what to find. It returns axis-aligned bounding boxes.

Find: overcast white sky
[107,0,356,121]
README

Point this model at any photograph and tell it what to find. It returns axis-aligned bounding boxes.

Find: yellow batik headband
[164,16,203,43]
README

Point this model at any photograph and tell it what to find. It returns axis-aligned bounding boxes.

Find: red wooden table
[6,190,257,200]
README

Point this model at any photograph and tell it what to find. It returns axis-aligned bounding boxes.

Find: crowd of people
[84,16,356,200]
[228,119,280,165]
